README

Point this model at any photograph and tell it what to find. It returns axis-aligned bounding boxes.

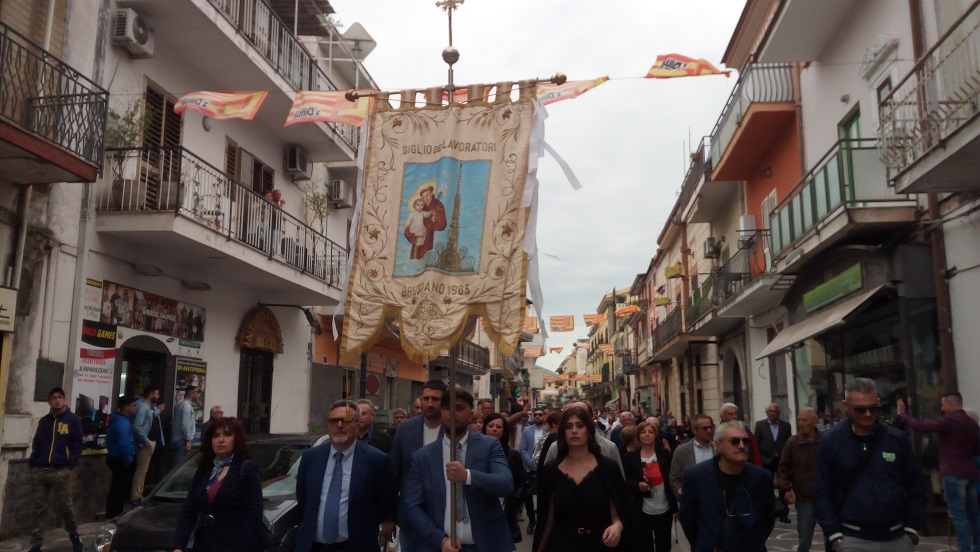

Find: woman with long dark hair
[533,407,632,552]
[173,417,263,552]
[624,421,676,551]
[484,412,527,543]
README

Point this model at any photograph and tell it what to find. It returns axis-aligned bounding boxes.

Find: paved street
[0,507,959,552]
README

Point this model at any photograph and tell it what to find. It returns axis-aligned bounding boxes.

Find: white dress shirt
[442,432,474,545]
[315,444,355,543]
[693,440,714,464]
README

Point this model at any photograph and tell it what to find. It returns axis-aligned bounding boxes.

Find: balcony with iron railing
[651,307,687,360]
[768,139,918,271]
[714,231,796,319]
[621,350,641,374]
[878,1,980,193]
[95,146,348,302]
[0,21,108,184]
[710,62,796,181]
[432,339,491,376]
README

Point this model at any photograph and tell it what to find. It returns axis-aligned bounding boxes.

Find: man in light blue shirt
[131,386,164,504]
[172,386,199,464]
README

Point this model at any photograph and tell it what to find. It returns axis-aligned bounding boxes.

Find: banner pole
[448,342,458,547]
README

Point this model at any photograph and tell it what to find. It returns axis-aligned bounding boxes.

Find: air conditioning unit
[284,146,312,181]
[329,179,354,209]
[704,236,721,259]
[113,9,154,58]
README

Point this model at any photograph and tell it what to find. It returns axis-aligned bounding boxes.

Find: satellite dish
[342,22,376,60]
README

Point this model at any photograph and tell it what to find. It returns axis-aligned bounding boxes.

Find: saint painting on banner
[343,87,540,362]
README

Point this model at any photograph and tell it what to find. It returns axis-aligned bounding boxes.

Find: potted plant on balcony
[105,100,144,208]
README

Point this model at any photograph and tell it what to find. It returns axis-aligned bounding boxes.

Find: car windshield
[152,443,307,501]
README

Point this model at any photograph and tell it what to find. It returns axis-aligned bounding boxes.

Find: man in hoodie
[27,387,84,552]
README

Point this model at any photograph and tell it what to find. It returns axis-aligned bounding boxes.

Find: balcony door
[226,141,275,252]
[141,84,183,210]
[238,348,274,435]
[838,110,861,202]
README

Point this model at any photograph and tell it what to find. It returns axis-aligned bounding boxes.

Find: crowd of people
[24,377,979,552]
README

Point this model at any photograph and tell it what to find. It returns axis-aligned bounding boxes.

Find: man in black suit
[294,400,397,552]
[357,398,393,454]
[754,403,792,523]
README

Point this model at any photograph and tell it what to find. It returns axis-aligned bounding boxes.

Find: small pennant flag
[549,316,575,332]
[646,54,731,79]
[589,374,602,383]
[523,316,540,333]
[543,373,556,382]
[549,347,564,354]
[576,374,588,381]
[615,304,641,317]
[598,343,614,354]
[536,77,609,106]
[583,313,607,327]
[285,90,374,127]
[523,347,543,359]
[175,91,268,120]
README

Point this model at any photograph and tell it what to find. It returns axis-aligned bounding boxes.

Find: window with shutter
[140,84,183,209]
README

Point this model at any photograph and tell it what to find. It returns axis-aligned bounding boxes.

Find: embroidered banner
[536,77,609,106]
[285,90,374,127]
[646,54,731,79]
[342,94,537,361]
[174,91,267,119]
[549,315,574,332]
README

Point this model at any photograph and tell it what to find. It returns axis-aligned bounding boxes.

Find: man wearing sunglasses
[678,420,776,551]
[814,377,922,552]
[669,413,715,498]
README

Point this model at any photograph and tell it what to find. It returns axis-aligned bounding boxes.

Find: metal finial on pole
[436,0,464,96]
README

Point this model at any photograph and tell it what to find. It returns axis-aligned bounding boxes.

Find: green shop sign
[803,263,863,313]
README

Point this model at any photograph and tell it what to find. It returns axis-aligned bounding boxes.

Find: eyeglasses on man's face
[327,417,353,426]
[850,404,882,415]
[727,437,751,447]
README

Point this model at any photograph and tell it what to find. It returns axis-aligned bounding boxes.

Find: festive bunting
[646,54,731,79]
[543,373,556,381]
[523,316,540,333]
[523,347,543,358]
[615,304,641,317]
[583,313,607,327]
[576,374,588,381]
[536,77,609,106]
[285,90,374,127]
[174,91,267,120]
[341,91,538,361]
[549,346,563,354]
[589,374,602,383]
[549,315,575,332]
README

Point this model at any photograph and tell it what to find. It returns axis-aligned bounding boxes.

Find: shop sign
[803,263,863,314]
[0,286,16,331]
[74,319,119,454]
[175,358,208,442]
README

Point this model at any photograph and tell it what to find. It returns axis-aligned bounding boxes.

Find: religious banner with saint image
[342,88,538,361]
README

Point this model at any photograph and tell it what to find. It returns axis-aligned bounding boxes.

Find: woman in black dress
[484,412,527,543]
[624,421,677,551]
[173,417,264,552]
[533,407,632,552]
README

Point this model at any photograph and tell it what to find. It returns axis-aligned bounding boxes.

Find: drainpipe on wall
[908,0,957,389]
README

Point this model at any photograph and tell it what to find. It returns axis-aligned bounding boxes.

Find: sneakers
[69,532,83,552]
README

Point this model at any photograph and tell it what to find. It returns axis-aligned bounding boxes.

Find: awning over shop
[756,285,888,359]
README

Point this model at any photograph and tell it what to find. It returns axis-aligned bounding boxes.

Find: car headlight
[94,523,116,552]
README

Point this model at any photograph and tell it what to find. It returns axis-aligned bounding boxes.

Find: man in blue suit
[391,380,447,552]
[294,400,397,552]
[679,420,776,552]
[403,388,514,552]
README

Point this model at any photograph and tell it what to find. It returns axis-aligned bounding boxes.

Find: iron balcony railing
[207,0,358,151]
[714,236,759,306]
[0,21,108,168]
[97,146,348,287]
[685,275,716,327]
[879,1,979,174]
[678,136,711,211]
[653,307,683,352]
[437,339,490,373]
[709,63,795,169]
[769,139,915,257]
[621,350,640,374]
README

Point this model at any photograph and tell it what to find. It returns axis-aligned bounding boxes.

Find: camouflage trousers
[30,467,78,547]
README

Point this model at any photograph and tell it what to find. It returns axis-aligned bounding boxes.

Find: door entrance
[239,348,274,434]
[120,348,168,399]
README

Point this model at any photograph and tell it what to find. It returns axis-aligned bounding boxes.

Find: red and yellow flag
[549,315,575,332]
[536,77,609,106]
[598,343,614,354]
[615,304,641,317]
[646,54,731,79]
[523,347,543,358]
[285,90,374,127]
[174,91,267,120]
[583,313,607,327]
[543,373,556,382]
[576,374,588,381]
[523,316,540,333]
[589,374,602,383]
[549,347,564,354]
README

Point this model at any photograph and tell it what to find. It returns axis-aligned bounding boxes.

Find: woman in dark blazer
[484,412,527,543]
[173,417,264,552]
[624,421,677,552]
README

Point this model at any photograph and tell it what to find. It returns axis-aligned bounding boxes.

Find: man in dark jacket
[814,377,922,551]
[105,395,137,519]
[897,391,980,552]
[679,420,776,552]
[28,387,84,552]
[357,398,393,453]
[755,403,793,523]
[778,407,823,552]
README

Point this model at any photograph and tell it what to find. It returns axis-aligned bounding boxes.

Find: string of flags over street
[172,53,731,123]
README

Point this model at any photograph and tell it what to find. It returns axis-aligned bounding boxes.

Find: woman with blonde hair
[624,421,676,552]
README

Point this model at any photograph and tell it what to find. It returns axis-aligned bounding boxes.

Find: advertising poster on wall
[100,280,206,341]
[74,319,118,454]
[175,358,207,443]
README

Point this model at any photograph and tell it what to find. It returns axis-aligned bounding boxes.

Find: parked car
[94,434,319,552]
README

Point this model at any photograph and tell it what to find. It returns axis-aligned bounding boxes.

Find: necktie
[321,451,344,543]
[454,443,469,523]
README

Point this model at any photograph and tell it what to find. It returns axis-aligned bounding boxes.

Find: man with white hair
[778,407,823,552]
[720,402,763,466]
[609,411,635,449]
[679,420,776,551]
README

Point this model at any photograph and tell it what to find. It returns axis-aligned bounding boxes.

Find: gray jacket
[669,438,714,498]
